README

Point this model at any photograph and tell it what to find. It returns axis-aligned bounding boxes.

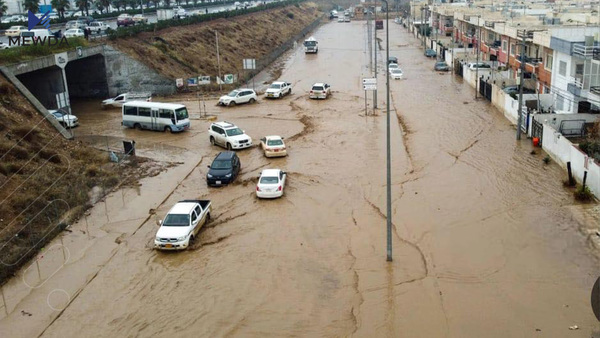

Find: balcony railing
[591,86,600,95]
[517,30,534,39]
[594,49,600,61]
[573,43,598,58]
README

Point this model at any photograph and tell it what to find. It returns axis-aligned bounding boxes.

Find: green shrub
[287,12,294,19]
[574,185,594,202]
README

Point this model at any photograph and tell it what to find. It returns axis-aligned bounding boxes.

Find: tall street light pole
[381,0,392,262]
[374,2,378,109]
[475,15,481,99]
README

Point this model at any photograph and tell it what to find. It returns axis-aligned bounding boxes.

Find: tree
[76,0,90,16]
[94,0,105,13]
[0,0,8,18]
[23,0,39,13]
[51,0,70,18]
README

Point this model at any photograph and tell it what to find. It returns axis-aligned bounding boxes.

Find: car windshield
[227,90,240,97]
[175,108,188,121]
[162,214,189,226]
[313,86,324,91]
[267,139,283,146]
[436,62,446,66]
[269,84,281,89]
[392,69,402,74]
[211,160,231,169]
[52,112,64,118]
[304,41,317,46]
[260,176,279,184]
[226,128,243,137]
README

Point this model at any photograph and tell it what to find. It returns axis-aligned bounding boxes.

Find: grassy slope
[0,75,152,285]
[110,3,322,80]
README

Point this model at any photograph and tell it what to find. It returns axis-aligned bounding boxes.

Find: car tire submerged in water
[165,126,172,133]
[249,98,256,104]
[227,143,232,150]
[134,123,142,130]
[229,101,236,107]
[210,136,215,146]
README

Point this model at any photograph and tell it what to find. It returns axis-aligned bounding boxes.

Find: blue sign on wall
[39,5,52,13]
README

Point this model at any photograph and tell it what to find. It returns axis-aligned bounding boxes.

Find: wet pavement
[1,20,600,337]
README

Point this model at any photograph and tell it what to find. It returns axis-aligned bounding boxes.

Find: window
[159,109,173,119]
[194,206,201,216]
[544,53,553,70]
[124,106,137,115]
[558,61,567,76]
[191,211,197,223]
[138,107,151,117]
[502,40,507,52]
[556,95,564,110]
[575,64,584,75]
[510,43,515,55]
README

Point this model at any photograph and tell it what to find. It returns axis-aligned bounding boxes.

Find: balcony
[573,44,598,58]
[591,86,600,95]
[517,30,534,40]
[567,80,582,96]
[594,48,600,61]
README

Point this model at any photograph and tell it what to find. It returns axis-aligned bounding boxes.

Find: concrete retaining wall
[103,45,176,97]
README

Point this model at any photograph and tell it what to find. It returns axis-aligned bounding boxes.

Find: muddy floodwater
[2,20,600,337]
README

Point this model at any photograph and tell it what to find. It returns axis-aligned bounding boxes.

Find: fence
[543,124,600,198]
[478,77,492,101]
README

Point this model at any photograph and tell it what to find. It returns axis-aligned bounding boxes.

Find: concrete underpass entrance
[65,54,108,99]
[16,66,66,110]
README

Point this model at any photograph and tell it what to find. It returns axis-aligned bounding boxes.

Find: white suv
[208,121,253,150]
[218,88,258,106]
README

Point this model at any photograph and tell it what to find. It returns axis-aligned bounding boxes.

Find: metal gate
[478,78,492,101]
[455,61,463,77]
[531,118,543,145]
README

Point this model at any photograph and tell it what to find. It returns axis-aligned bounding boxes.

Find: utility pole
[420,7,424,46]
[215,30,222,91]
[374,2,378,109]
[475,15,480,99]
[368,11,372,72]
[381,0,392,262]
[516,31,526,140]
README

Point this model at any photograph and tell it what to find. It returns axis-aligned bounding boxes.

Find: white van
[102,92,152,108]
[303,36,318,54]
[20,29,53,44]
[122,101,190,133]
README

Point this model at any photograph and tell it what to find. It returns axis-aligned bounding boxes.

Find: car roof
[212,121,237,129]
[265,135,283,140]
[271,81,286,85]
[215,151,236,160]
[169,201,197,215]
[236,88,254,91]
[124,101,185,109]
[261,169,281,177]
[312,83,326,86]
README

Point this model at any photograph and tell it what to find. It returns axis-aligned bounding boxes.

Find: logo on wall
[8,10,69,47]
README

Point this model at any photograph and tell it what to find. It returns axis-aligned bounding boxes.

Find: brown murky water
[1,21,600,337]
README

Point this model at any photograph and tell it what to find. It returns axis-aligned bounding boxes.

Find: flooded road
[2,20,600,337]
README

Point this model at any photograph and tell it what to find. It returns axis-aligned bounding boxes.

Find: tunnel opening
[65,54,109,99]
[16,66,65,110]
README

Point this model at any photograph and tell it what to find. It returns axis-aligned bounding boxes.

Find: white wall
[543,124,600,198]
[551,50,576,114]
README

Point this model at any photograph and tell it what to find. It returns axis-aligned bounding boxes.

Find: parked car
[64,29,85,38]
[388,63,400,70]
[206,151,241,186]
[66,20,86,29]
[265,81,292,98]
[502,85,536,96]
[49,109,79,127]
[434,61,450,71]
[0,41,10,49]
[0,16,12,24]
[389,68,403,80]
[309,83,331,99]
[344,16,350,22]
[154,199,212,250]
[87,21,109,33]
[256,169,287,199]
[218,88,257,106]
[260,135,287,157]
[5,26,27,37]
[388,56,398,64]
[78,16,95,25]
[338,16,344,22]
[133,14,148,24]
[424,49,437,57]
[467,62,491,70]
[208,121,253,150]
[117,14,135,27]
[102,92,152,108]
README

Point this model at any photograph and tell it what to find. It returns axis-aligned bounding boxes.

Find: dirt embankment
[110,3,322,80]
[0,76,169,285]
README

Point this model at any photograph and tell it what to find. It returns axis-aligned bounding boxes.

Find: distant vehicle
[424,49,437,57]
[0,17,12,24]
[218,88,257,106]
[338,16,345,23]
[122,101,190,132]
[330,10,339,18]
[117,14,135,27]
[154,199,212,250]
[303,36,318,54]
[206,151,241,186]
[388,63,400,70]
[64,29,85,38]
[256,169,287,199]
[234,1,242,9]
[87,21,109,33]
[49,109,79,127]
[4,15,25,23]
[344,16,350,22]
[502,85,536,95]
[265,81,292,98]
[78,16,95,25]
[208,121,253,150]
[20,29,52,43]
[434,61,450,71]
[260,135,287,157]
[102,92,152,108]
[47,12,59,21]
[5,26,27,37]
[389,68,403,80]
[0,41,10,49]
[467,62,491,70]
[66,20,86,29]
[375,19,383,29]
[309,83,331,99]
[388,56,398,64]
[171,7,188,18]
[133,14,149,24]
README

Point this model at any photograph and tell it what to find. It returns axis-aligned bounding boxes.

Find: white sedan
[388,63,400,70]
[389,68,403,80]
[49,109,79,127]
[260,135,287,157]
[0,41,10,50]
[5,26,26,37]
[256,169,287,199]
[64,29,85,38]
